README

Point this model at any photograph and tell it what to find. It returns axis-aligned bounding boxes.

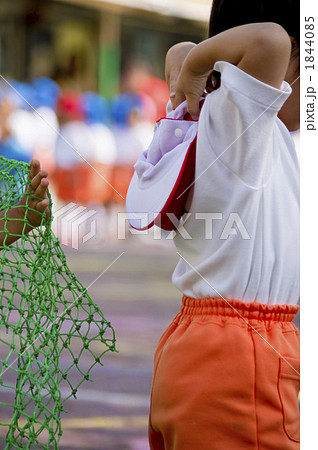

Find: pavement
[57,239,180,450]
[0,231,299,449]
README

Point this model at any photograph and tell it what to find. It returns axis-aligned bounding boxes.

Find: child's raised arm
[165,42,197,109]
[175,22,292,118]
[0,159,50,248]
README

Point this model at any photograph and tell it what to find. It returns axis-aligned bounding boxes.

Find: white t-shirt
[113,126,145,166]
[172,61,299,306]
[7,109,36,158]
[33,106,59,154]
[55,121,95,169]
[89,123,117,165]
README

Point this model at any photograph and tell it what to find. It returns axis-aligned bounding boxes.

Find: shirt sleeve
[199,61,292,188]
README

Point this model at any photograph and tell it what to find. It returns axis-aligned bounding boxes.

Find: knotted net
[0,156,116,448]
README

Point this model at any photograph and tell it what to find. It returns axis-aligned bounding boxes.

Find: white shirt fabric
[89,123,117,165]
[33,106,59,154]
[55,121,95,169]
[7,109,37,158]
[131,121,156,152]
[113,126,145,166]
[172,61,299,306]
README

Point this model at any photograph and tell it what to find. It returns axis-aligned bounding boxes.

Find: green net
[0,156,116,449]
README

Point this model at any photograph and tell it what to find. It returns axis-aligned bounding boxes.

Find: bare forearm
[183,23,291,88]
[0,159,50,248]
[0,207,32,247]
[165,41,197,108]
[165,42,197,86]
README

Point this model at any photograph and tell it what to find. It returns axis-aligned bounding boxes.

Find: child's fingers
[175,91,200,120]
[29,159,41,181]
[30,170,49,192]
[176,71,209,119]
[35,197,50,213]
[174,91,186,110]
[168,68,180,107]
[185,95,200,120]
[33,177,49,200]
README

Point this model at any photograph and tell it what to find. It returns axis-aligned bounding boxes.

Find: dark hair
[208,0,299,46]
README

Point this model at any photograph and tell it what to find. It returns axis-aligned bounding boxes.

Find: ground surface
[58,240,180,450]
[0,236,299,449]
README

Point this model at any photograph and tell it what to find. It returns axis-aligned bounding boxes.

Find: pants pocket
[278,357,300,442]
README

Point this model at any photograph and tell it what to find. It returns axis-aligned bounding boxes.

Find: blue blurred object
[32,77,60,110]
[110,92,142,126]
[0,138,30,199]
[82,92,110,125]
[6,81,38,110]
[0,138,30,163]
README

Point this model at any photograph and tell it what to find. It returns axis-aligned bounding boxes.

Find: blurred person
[5,81,38,159]
[32,77,61,176]
[0,93,30,164]
[129,93,156,151]
[82,92,118,242]
[111,92,149,204]
[122,61,170,121]
[54,91,94,205]
[127,0,300,448]
[82,92,117,204]
[139,92,158,125]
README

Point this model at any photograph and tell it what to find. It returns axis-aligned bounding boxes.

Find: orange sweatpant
[149,296,300,450]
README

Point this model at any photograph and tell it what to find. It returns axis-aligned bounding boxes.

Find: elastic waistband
[181,296,299,322]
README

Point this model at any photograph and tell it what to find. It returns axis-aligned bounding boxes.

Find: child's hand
[165,42,197,110]
[174,61,211,120]
[18,159,50,227]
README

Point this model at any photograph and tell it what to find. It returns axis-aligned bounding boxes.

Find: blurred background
[0,1,299,449]
[0,0,209,93]
[0,0,299,226]
[0,1,212,449]
[0,0,213,238]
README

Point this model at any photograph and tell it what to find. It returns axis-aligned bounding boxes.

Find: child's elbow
[240,23,292,88]
[255,23,292,62]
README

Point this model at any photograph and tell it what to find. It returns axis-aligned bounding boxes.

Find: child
[0,158,50,247]
[142,0,300,448]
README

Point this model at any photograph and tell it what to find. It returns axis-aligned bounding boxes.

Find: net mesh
[0,156,116,449]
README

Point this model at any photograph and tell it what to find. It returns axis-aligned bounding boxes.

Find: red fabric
[139,77,170,121]
[155,135,196,231]
[153,99,205,230]
[53,163,114,204]
[112,165,135,204]
[87,163,113,203]
[56,92,84,121]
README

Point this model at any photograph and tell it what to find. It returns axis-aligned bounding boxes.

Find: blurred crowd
[0,74,170,241]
